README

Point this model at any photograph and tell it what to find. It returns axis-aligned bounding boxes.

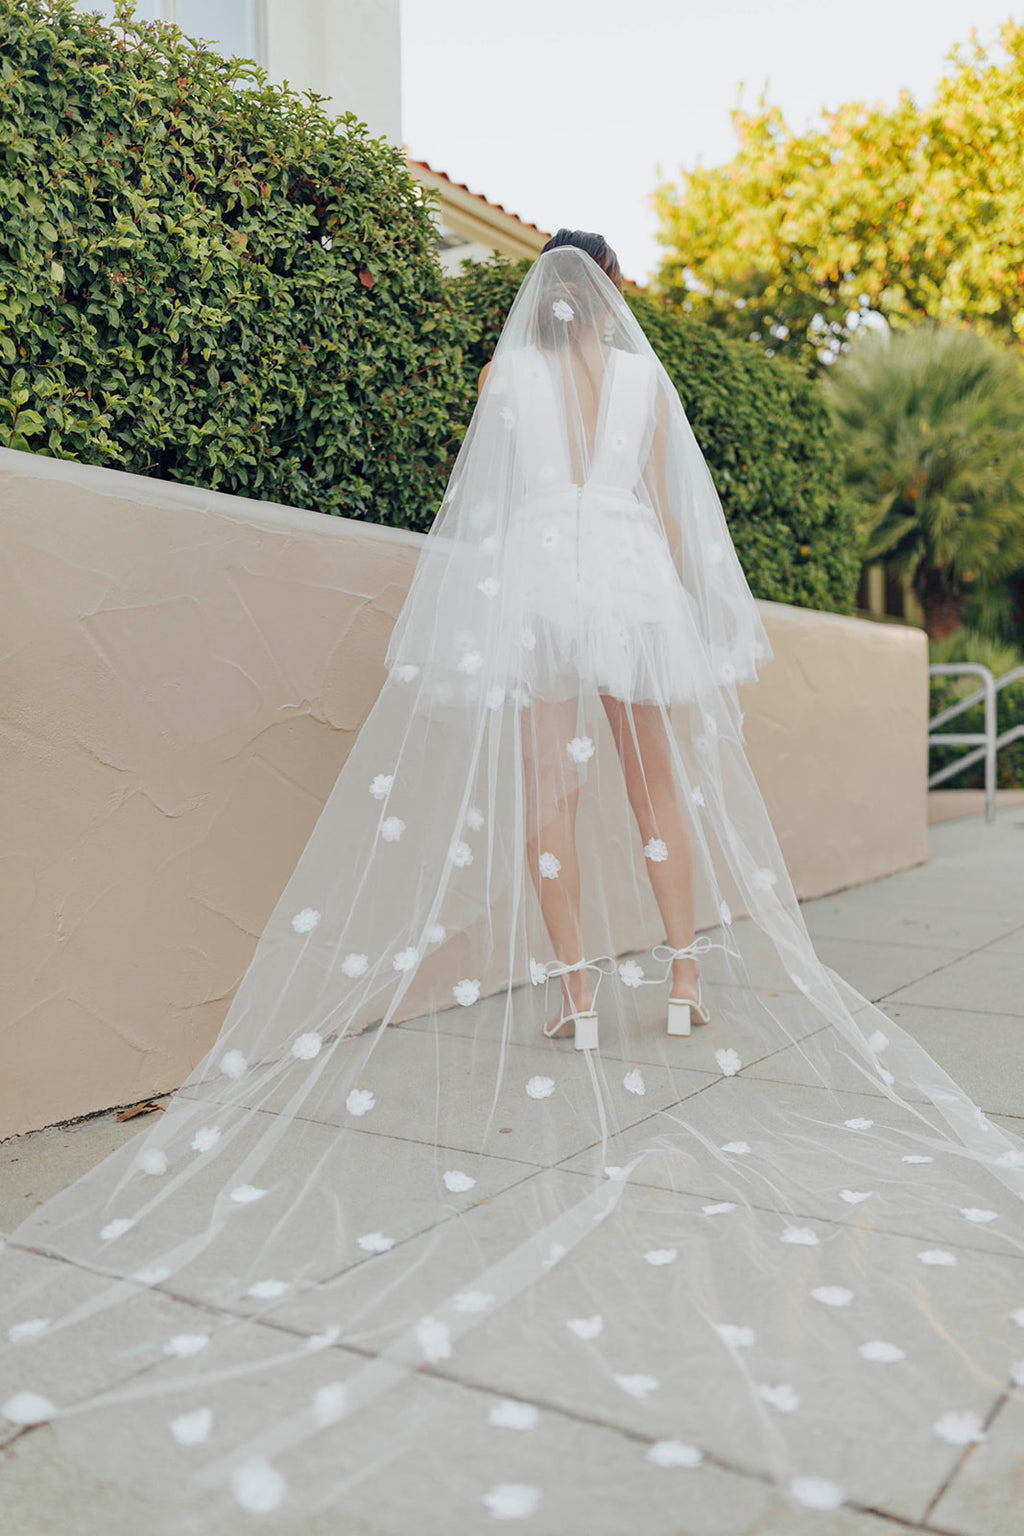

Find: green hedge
[451,256,861,613]
[0,0,472,527]
[2,1,860,608]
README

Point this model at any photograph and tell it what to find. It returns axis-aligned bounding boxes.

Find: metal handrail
[928,663,1024,823]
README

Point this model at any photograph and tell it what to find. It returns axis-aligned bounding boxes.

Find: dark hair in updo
[541,228,623,293]
[534,228,623,350]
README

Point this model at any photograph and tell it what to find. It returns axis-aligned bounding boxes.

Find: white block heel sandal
[541,955,617,1051]
[649,938,724,1037]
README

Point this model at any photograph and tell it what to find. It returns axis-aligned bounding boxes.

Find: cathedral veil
[2,245,1023,1534]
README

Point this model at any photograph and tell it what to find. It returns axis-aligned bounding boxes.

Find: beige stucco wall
[0,449,928,1138]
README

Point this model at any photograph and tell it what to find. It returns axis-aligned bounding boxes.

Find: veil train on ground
[2,246,1023,1535]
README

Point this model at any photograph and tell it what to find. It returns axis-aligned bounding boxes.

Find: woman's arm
[642,378,685,568]
[478,361,491,397]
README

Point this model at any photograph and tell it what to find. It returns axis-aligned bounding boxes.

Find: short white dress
[496,344,718,706]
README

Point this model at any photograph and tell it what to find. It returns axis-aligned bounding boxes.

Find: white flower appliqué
[529,957,548,985]
[233,1459,287,1515]
[759,1383,800,1413]
[566,735,595,764]
[465,807,486,831]
[100,1218,135,1241]
[191,1126,221,1153]
[163,1333,210,1358]
[526,1075,555,1100]
[291,1032,322,1060]
[2,1392,56,1425]
[702,1201,737,1216]
[902,1154,933,1164]
[313,1383,348,1428]
[477,577,499,598]
[482,1484,540,1520]
[291,907,321,933]
[718,900,733,926]
[647,1441,703,1469]
[780,1226,820,1247]
[392,948,419,973]
[520,626,537,650]
[644,1248,677,1266]
[844,1117,874,1130]
[644,838,668,862]
[751,867,777,891]
[7,1318,49,1343]
[247,1280,290,1299]
[933,1410,985,1446]
[170,1407,213,1445]
[623,1068,646,1096]
[566,1315,603,1340]
[341,952,369,978]
[538,851,561,880]
[133,1266,172,1286]
[457,649,483,674]
[614,1374,659,1399]
[449,840,474,867]
[220,1049,247,1079]
[498,407,515,430]
[552,298,574,322]
[489,1401,539,1431]
[961,1208,998,1223]
[138,1148,168,1176]
[789,1478,845,1512]
[380,816,405,842]
[416,1316,451,1363]
[811,1286,853,1307]
[918,1249,957,1266]
[714,1323,755,1348]
[369,774,393,800]
[859,1340,906,1363]
[721,1140,751,1155]
[691,785,705,807]
[357,1232,395,1253]
[618,960,645,988]
[443,1170,476,1193]
[715,1048,742,1077]
[453,977,481,1007]
[395,663,420,682]
[230,1185,267,1204]
[346,1088,376,1117]
[839,1189,874,1204]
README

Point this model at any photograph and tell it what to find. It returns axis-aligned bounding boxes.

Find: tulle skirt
[499,483,720,705]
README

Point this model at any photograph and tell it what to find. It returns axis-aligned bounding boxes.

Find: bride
[1,235,1022,1536]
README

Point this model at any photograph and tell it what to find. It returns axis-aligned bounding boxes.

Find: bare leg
[521,698,592,1034]
[600,696,700,1000]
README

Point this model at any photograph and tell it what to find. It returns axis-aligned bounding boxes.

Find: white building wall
[73,0,402,144]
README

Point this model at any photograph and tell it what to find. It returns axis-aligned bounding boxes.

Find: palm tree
[825,324,1024,639]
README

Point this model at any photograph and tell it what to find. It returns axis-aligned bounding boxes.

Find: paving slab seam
[920,1386,1013,1527]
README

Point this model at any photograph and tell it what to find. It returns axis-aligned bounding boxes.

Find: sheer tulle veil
[2,245,1023,1534]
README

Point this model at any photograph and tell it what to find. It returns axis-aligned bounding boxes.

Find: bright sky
[401,0,1018,286]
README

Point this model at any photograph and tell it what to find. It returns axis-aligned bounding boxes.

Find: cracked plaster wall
[0,448,928,1138]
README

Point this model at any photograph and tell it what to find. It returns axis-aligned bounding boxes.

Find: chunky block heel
[667,998,692,1037]
[650,937,722,1036]
[540,955,616,1052]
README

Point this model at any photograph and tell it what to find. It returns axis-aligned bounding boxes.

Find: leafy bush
[929,629,1024,789]
[0,0,472,528]
[450,256,861,613]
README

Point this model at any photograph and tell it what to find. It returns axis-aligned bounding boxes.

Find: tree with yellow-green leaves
[651,20,1024,369]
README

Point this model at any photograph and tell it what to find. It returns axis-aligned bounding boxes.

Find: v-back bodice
[501,343,658,500]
